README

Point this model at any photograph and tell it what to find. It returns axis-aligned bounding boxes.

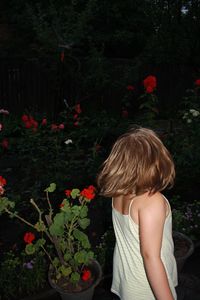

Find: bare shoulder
[139,192,167,217]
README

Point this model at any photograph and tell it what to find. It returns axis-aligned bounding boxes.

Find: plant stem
[46,191,53,220]
[30,198,42,223]
[5,208,35,229]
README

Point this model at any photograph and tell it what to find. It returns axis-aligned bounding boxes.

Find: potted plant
[172,199,200,273]
[0,176,102,300]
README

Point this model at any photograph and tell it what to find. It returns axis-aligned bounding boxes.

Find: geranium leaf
[25,243,35,255]
[78,218,90,229]
[44,183,56,193]
[71,189,80,199]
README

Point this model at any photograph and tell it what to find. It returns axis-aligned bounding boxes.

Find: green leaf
[25,243,36,255]
[49,213,66,236]
[79,206,88,218]
[34,221,46,232]
[73,229,90,248]
[86,251,94,261]
[64,253,72,262]
[0,197,15,213]
[70,272,80,284]
[71,189,80,199]
[44,183,56,193]
[52,257,60,268]
[71,205,80,217]
[78,218,90,229]
[35,238,46,248]
[60,265,72,277]
[74,250,87,263]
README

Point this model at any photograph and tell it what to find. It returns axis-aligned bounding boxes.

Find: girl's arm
[138,193,174,300]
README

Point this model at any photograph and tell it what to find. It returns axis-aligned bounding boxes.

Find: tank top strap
[162,194,171,213]
[128,198,135,216]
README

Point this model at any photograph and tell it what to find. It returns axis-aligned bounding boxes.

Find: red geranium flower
[195,79,200,86]
[75,103,82,114]
[143,75,157,93]
[21,114,29,122]
[122,109,129,118]
[65,189,71,197]
[146,86,154,94]
[126,85,134,91]
[82,269,91,281]
[0,186,5,195]
[24,232,35,244]
[80,186,95,200]
[0,176,6,186]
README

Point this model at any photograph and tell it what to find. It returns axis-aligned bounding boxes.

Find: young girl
[97,127,178,300]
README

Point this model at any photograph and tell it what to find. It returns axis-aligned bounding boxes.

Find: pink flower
[51,124,59,131]
[59,123,65,130]
[41,118,47,126]
[0,109,9,115]
[0,123,3,131]
[73,114,78,120]
[2,138,8,149]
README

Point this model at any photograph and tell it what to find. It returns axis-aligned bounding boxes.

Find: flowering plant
[138,75,159,121]
[172,199,200,242]
[0,177,97,290]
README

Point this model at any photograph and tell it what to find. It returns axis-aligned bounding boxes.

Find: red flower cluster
[82,269,91,281]
[143,75,157,94]
[195,79,200,86]
[21,114,38,131]
[80,185,96,201]
[24,232,35,244]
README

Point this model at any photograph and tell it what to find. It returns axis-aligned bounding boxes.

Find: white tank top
[111,195,178,300]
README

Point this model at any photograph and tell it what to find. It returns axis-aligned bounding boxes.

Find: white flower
[187,119,192,123]
[64,139,73,145]
[189,109,200,117]
[0,109,9,115]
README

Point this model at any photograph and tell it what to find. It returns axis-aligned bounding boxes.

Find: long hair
[97,127,175,197]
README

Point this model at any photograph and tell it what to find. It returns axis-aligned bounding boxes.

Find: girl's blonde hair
[97,127,175,197]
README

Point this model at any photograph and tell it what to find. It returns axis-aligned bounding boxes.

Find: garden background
[0,1,200,299]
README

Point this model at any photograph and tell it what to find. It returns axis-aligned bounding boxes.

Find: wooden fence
[0,58,64,117]
[0,57,198,118]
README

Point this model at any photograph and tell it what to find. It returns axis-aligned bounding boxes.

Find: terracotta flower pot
[48,260,102,300]
[173,231,194,273]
